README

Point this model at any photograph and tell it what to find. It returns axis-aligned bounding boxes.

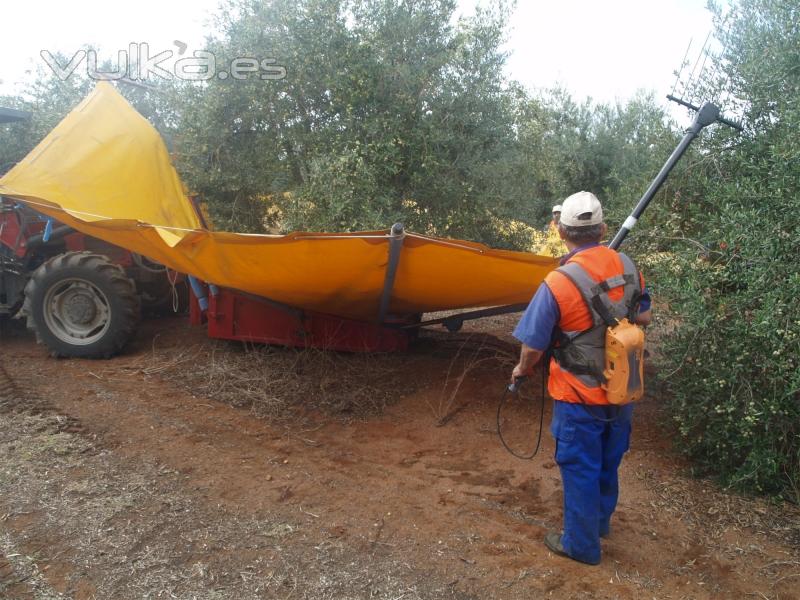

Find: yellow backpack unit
[602,317,645,404]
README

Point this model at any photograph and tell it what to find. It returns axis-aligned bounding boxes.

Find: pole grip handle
[508,376,527,393]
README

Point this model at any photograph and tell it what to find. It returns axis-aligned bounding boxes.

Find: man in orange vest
[511,191,652,565]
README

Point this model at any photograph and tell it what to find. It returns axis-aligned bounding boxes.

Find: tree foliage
[175,0,528,242]
[638,0,800,500]
[0,1,675,246]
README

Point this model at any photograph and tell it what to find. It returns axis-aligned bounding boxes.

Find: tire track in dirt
[0,362,71,599]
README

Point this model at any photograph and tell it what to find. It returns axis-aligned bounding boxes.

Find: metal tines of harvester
[668,21,746,130]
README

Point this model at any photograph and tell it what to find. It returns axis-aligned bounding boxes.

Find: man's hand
[511,362,530,383]
[635,308,652,327]
[510,344,544,384]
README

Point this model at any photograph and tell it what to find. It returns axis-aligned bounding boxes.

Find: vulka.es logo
[40,41,287,82]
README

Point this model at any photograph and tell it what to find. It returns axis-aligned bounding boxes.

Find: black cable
[497,353,623,461]
[497,360,546,460]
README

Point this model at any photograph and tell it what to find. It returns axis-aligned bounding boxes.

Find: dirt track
[1,316,798,599]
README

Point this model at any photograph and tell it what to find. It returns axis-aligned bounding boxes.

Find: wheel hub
[64,292,97,324]
[43,278,112,345]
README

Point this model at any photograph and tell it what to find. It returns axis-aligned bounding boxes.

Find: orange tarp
[0,83,556,320]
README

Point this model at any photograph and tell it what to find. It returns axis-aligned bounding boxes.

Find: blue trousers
[550,400,633,564]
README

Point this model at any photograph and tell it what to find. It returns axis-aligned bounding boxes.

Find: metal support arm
[377,223,405,324]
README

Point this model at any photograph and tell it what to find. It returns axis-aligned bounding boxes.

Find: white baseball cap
[552,204,562,213]
[560,191,603,227]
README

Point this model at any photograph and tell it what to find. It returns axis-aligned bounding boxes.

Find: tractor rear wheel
[23,252,140,358]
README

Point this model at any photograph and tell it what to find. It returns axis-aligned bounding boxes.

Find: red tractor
[0,197,182,358]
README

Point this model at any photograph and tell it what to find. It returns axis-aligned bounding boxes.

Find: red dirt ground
[1,315,798,599]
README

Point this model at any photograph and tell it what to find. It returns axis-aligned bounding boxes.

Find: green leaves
[170,0,549,246]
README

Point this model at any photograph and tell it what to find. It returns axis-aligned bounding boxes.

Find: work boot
[544,531,601,566]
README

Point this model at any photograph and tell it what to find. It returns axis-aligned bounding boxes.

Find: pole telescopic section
[608,102,722,250]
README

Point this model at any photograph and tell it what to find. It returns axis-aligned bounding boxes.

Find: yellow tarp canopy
[0,83,557,320]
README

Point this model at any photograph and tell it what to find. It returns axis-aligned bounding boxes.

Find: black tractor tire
[23,252,140,358]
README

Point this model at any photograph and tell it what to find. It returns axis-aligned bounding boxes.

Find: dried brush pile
[143,339,424,423]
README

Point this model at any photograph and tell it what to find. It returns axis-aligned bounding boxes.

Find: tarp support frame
[377,222,405,324]
[406,302,529,332]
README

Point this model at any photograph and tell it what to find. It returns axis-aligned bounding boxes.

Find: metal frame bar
[377,223,405,324]
[405,303,529,332]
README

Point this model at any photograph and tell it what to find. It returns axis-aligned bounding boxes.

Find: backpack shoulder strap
[618,252,643,319]
[556,262,616,327]
[618,253,641,293]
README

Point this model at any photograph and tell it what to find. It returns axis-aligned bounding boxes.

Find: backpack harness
[551,253,645,404]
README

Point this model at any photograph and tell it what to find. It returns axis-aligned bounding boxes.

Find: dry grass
[428,333,518,425]
[640,466,800,547]
[113,338,429,425]
[130,327,520,429]
[634,464,800,594]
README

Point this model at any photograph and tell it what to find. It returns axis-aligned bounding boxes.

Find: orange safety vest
[544,245,645,405]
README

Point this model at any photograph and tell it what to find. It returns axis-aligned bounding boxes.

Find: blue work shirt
[513,243,651,351]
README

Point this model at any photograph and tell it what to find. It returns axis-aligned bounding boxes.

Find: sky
[1,0,715,117]
[490,0,715,105]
